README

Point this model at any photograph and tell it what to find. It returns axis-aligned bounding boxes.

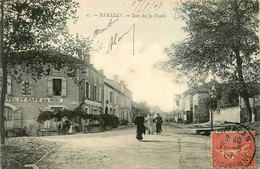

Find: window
[86,82,90,99]
[93,108,97,115]
[4,106,13,121]
[110,91,113,102]
[53,79,62,96]
[85,107,89,114]
[22,81,31,95]
[93,85,97,100]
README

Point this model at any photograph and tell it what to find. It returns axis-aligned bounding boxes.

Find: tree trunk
[0,59,7,145]
[0,0,6,145]
[233,0,252,123]
[235,49,252,123]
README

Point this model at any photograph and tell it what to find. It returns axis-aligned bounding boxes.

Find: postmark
[211,128,255,168]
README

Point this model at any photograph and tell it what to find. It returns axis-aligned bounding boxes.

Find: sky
[68,0,188,112]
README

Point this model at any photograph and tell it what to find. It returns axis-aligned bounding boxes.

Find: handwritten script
[132,0,162,12]
[107,24,135,55]
[93,18,119,37]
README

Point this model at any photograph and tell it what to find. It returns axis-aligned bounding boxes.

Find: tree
[132,101,150,119]
[0,0,91,144]
[159,0,259,123]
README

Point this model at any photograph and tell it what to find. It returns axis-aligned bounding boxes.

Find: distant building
[174,81,260,124]
[104,75,132,122]
[148,106,166,121]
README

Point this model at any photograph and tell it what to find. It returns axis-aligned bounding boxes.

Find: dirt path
[36,125,215,169]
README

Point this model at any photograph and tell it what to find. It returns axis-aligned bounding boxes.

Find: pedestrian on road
[146,113,154,135]
[134,112,146,141]
[154,113,163,134]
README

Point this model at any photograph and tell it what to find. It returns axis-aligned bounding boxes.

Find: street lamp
[209,85,215,132]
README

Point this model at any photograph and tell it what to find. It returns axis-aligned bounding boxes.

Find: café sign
[6,97,63,103]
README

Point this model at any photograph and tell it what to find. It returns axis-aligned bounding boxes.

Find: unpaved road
[37,124,259,169]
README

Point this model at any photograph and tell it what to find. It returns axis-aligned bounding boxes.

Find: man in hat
[134,112,146,141]
[154,113,163,134]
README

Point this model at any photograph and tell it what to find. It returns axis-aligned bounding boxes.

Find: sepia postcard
[1,0,259,168]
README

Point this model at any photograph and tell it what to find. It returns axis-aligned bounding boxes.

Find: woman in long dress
[146,113,154,135]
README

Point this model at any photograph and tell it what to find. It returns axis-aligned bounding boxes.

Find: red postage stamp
[211,131,255,168]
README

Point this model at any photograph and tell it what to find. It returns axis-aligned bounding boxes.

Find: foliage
[37,111,55,123]
[159,0,259,85]
[37,105,120,129]
[120,119,129,126]
[1,0,92,144]
[107,114,120,128]
[157,0,259,122]
[132,101,150,118]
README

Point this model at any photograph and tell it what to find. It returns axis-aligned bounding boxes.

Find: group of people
[134,113,163,141]
[57,117,78,135]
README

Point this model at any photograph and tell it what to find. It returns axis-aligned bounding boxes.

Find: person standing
[134,112,145,141]
[146,113,154,135]
[154,113,163,134]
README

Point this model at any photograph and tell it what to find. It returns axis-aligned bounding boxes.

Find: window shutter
[99,87,101,101]
[61,78,67,96]
[82,82,85,99]
[29,81,32,95]
[90,84,93,100]
[7,77,11,95]
[47,78,53,96]
[85,82,90,99]
[88,83,90,99]
[96,86,98,101]
[22,81,25,94]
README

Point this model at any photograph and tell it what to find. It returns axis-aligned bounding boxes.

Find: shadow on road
[142,140,172,143]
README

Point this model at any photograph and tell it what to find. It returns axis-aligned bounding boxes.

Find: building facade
[3,57,133,135]
[4,69,81,135]
[104,75,132,122]
[174,88,211,123]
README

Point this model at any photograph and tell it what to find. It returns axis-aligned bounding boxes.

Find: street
[37,124,214,169]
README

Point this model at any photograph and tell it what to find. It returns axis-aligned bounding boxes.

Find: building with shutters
[79,63,105,115]
[4,69,81,135]
[104,75,132,122]
[3,53,133,135]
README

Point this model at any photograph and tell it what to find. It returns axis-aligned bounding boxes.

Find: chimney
[77,49,83,60]
[120,80,124,85]
[99,69,104,75]
[114,75,118,82]
[84,53,90,64]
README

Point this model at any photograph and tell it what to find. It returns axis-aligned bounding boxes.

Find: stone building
[3,54,133,135]
[4,69,81,135]
[104,75,132,122]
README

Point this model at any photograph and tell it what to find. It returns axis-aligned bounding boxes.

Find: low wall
[213,107,240,123]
